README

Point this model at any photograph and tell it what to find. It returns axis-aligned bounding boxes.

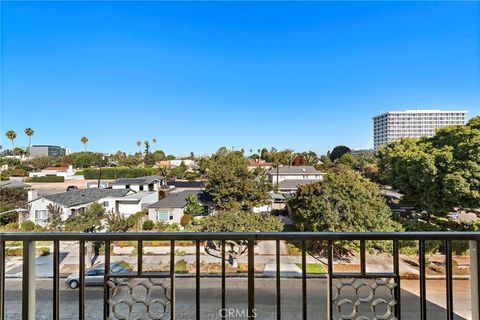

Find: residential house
[112,175,166,192]
[28,165,81,180]
[27,188,158,226]
[169,159,195,168]
[248,159,272,171]
[147,190,213,224]
[267,166,324,193]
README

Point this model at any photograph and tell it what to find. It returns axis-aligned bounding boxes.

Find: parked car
[447,212,459,220]
[65,262,130,289]
[66,185,78,192]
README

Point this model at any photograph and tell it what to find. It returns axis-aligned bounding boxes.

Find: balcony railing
[1,232,480,320]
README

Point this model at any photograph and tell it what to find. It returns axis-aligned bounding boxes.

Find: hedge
[82,167,159,179]
[27,176,65,183]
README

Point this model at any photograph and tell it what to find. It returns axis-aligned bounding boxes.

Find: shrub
[143,220,155,230]
[2,222,19,230]
[174,259,188,273]
[6,248,23,256]
[180,214,193,227]
[27,176,65,183]
[20,220,35,231]
[38,247,50,256]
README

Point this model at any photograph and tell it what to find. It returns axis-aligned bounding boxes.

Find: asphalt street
[3,278,470,319]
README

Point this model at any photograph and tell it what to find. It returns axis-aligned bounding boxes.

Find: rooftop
[41,188,130,207]
[0,180,30,188]
[277,179,320,190]
[373,110,468,118]
[113,175,164,185]
[148,190,213,209]
[267,166,322,175]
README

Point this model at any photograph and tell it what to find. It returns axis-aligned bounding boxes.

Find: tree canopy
[289,170,399,233]
[379,116,480,213]
[202,211,283,265]
[329,145,351,162]
[206,149,271,210]
[288,170,401,253]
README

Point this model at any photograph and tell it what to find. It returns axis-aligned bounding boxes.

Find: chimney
[28,189,38,202]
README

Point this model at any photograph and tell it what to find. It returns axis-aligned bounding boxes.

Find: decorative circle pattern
[331,277,398,320]
[107,277,171,320]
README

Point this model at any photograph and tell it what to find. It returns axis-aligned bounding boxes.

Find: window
[125,184,130,189]
[35,210,48,223]
[139,185,144,191]
[156,210,172,221]
[102,201,109,207]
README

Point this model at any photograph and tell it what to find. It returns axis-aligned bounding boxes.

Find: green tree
[153,150,166,161]
[206,150,271,210]
[28,156,58,170]
[144,140,150,154]
[64,202,104,232]
[329,145,351,162]
[5,130,17,156]
[144,153,156,167]
[289,170,401,255]
[171,161,187,179]
[184,194,205,216]
[71,152,103,168]
[24,128,34,156]
[136,141,142,153]
[202,211,283,266]
[46,203,63,231]
[152,138,157,151]
[105,212,134,232]
[80,136,88,151]
[379,117,480,214]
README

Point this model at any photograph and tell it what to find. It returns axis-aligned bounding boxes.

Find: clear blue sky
[1,1,479,156]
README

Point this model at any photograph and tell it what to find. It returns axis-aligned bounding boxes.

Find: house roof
[267,166,322,175]
[120,191,156,200]
[112,175,164,186]
[148,190,213,209]
[44,167,69,171]
[42,188,130,207]
[248,160,272,167]
[167,180,205,189]
[277,179,319,190]
[0,180,29,188]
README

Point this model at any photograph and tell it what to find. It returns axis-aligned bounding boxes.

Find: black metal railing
[1,232,480,320]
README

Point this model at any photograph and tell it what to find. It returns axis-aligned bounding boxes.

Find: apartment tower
[373,110,467,149]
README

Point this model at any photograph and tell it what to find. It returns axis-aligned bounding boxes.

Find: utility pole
[97,155,105,188]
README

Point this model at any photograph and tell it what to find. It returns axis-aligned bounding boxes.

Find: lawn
[295,263,326,274]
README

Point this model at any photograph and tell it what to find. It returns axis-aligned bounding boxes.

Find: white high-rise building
[373,110,468,150]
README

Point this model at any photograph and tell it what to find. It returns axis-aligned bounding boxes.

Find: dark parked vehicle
[66,185,78,192]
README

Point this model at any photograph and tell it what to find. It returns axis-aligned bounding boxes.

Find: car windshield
[110,264,125,273]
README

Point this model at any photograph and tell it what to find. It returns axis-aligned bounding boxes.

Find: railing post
[471,240,480,320]
[22,241,35,320]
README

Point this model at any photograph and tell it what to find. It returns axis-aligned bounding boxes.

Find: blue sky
[1,1,479,156]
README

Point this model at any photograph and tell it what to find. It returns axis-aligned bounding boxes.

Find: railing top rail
[1,231,480,241]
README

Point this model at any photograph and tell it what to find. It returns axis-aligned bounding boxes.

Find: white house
[27,188,158,226]
[112,175,166,192]
[29,165,81,180]
[147,190,213,224]
[169,159,195,168]
[267,166,324,193]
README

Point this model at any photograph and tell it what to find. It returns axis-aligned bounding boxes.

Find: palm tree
[24,128,34,156]
[136,141,141,153]
[152,138,157,151]
[81,136,88,151]
[5,130,17,156]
